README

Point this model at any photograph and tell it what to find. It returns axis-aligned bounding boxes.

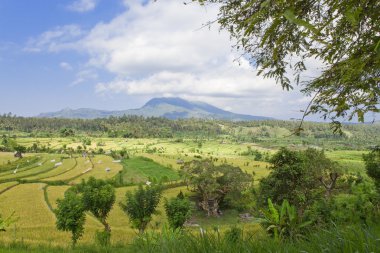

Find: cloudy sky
[0,0,316,120]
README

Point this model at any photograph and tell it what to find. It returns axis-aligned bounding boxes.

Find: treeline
[0,115,379,147]
[0,115,223,138]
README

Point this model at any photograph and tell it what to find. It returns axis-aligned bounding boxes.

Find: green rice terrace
[0,117,379,253]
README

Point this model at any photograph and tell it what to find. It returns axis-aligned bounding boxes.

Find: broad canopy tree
[194,0,380,130]
[180,159,252,216]
[259,148,340,217]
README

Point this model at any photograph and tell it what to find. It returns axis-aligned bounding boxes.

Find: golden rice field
[0,138,367,247]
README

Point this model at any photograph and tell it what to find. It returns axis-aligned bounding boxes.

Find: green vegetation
[55,190,86,246]
[194,0,379,128]
[164,191,192,230]
[0,118,378,251]
[120,156,179,184]
[363,146,380,193]
[120,184,162,234]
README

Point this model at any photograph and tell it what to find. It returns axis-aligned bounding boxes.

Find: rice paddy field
[0,137,369,247]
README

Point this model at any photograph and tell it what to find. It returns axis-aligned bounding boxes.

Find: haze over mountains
[37,97,273,121]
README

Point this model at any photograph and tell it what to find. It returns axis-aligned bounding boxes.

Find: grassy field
[119,156,179,184]
[0,137,370,248]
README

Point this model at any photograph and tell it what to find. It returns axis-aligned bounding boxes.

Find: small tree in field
[164,191,192,230]
[120,184,162,234]
[14,145,26,158]
[55,190,86,247]
[77,177,115,235]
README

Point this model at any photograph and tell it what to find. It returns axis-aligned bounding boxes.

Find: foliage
[55,190,86,246]
[120,184,162,233]
[331,180,379,224]
[60,128,75,137]
[260,198,311,240]
[363,146,380,193]
[1,115,380,149]
[131,225,380,253]
[194,0,380,128]
[95,230,111,247]
[180,159,252,216]
[259,148,339,215]
[76,177,115,235]
[164,191,192,229]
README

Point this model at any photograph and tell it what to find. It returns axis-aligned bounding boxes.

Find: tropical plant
[260,198,311,241]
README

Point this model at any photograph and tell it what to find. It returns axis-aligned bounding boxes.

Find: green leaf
[283,9,319,35]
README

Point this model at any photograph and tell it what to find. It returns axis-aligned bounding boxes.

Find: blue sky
[0,0,145,116]
[0,0,330,120]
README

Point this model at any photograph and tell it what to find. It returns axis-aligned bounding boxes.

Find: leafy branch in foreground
[194,0,380,129]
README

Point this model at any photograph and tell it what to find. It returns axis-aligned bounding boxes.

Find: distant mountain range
[37,97,274,121]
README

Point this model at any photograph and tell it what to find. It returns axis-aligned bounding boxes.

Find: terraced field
[41,157,93,182]
[0,138,369,247]
[0,155,62,182]
[70,155,123,184]
[25,157,77,180]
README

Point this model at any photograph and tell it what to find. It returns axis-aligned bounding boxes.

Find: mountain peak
[143,97,195,109]
[37,97,274,121]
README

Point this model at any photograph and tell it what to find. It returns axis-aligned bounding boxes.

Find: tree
[259,148,338,216]
[120,184,162,234]
[164,191,192,230]
[14,145,26,158]
[363,146,380,194]
[76,177,115,234]
[60,128,75,137]
[55,190,86,247]
[180,159,252,216]
[194,0,380,129]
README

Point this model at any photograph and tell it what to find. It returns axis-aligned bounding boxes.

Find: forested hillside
[1,114,379,149]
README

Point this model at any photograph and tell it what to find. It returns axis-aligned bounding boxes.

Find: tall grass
[0,224,378,252]
[130,224,380,253]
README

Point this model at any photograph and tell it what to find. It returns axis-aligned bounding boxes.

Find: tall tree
[55,191,86,247]
[194,0,380,129]
[76,177,115,234]
[120,185,162,234]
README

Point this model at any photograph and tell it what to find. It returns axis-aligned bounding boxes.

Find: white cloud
[25,25,83,52]
[26,0,321,119]
[67,0,98,13]
[71,69,98,86]
[60,62,73,71]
